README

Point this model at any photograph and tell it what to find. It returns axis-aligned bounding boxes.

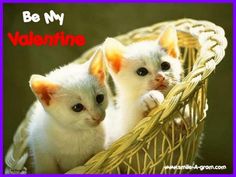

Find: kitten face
[122,41,182,95]
[47,75,108,130]
[30,49,108,130]
[103,26,182,96]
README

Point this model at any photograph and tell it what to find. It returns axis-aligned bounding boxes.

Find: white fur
[28,103,104,173]
[141,90,164,113]
[104,39,182,146]
[28,62,108,174]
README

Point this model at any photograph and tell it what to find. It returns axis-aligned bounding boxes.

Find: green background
[4,3,232,173]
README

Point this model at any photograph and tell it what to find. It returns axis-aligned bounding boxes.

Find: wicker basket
[5,18,227,174]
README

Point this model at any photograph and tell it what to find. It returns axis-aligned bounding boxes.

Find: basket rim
[67,18,228,174]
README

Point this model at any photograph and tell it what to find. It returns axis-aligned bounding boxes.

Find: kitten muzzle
[155,74,165,82]
[153,84,168,91]
[152,74,168,90]
[91,114,105,124]
[89,109,105,126]
[92,116,102,122]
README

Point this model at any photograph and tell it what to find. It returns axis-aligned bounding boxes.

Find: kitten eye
[136,67,149,76]
[72,103,84,112]
[161,61,170,71]
[96,94,104,104]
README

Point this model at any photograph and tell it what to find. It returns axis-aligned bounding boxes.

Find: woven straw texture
[5,18,227,174]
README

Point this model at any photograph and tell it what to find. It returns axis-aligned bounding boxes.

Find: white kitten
[103,27,182,146]
[28,49,108,174]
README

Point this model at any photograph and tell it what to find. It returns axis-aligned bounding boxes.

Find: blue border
[0,0,234,176]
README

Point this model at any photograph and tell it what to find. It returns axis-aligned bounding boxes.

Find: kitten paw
[141,90,164,115]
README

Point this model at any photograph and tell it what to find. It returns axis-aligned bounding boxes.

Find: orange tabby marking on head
[97,70,105,85]
[107,52,122,73]
[89,48,105,84]
[158,26,179,58]
[168,49,177,58]
[90,64,105,84]
[32,82,58,106]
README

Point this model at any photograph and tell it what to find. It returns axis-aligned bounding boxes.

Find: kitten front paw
[141,90,164,115]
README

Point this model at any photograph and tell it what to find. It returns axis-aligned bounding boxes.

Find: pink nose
[155,74,165,82]
[92,117,101,122]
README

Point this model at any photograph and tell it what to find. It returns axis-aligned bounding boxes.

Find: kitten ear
[157,26,180,58]
[103,38,124,73]
[29,75,60,106]
[89,48,105,84]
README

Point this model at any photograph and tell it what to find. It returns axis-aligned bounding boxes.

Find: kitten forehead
[125,41,166,62]
[44,63,103,94]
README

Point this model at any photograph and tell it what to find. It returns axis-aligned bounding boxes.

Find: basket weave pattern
[5,18,227,174]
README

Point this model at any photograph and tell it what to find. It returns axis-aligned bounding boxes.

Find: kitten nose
[92,117,102,122]
[91,110,105,122]
[156,74,165,82]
